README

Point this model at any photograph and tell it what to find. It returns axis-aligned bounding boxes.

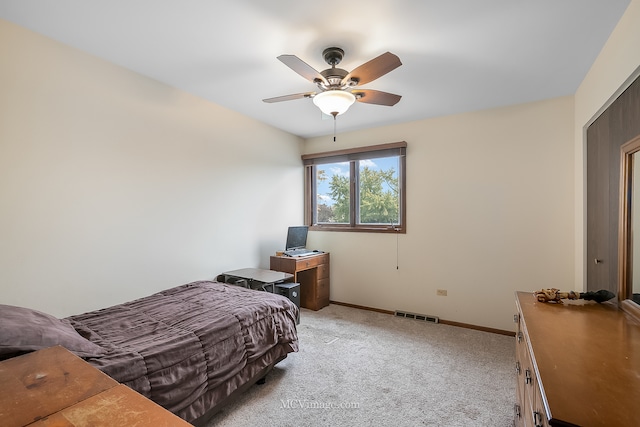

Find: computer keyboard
[284,248,316,257]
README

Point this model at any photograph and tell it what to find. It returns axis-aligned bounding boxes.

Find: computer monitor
[285,226,308,250]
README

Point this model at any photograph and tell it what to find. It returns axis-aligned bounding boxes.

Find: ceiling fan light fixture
[312,90,356,116]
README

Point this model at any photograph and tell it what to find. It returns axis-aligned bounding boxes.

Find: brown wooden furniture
[0,346,191,427]
[514,291,640,427]
[270,252,329,310]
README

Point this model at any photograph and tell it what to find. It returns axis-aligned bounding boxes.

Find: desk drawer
[270,253,329,273]
[294,254,327,270]
[318,278,330,301]
[317,263,329,279]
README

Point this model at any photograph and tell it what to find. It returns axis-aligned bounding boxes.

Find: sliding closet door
[586,76,640,293]
[586,110,615,293]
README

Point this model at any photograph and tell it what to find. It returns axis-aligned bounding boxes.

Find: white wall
[4,0,639,332]
[303,0,640,332]
[305,96,575,331]
[0,19,304,317]
[574,0,640,291]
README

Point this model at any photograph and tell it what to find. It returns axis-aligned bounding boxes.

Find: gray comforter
[66,280,299,421]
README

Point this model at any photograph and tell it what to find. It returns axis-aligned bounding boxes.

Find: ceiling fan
[263,47,402,118]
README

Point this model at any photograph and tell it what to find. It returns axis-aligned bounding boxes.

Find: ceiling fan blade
[353,89,401,106]
[277,55,328,85]
[343,52,402,86]
[262,92,315,103]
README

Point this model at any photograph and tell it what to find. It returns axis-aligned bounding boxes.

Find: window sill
[309,224,405,234]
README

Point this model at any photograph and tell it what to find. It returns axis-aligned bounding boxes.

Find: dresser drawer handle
[525,369,533,385]
[517,332,523,343]
[514,404,521,419]
[515,361,521,375]
[533,410,544,427]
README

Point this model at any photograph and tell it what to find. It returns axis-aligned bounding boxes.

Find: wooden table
[0,346,191,427]
[220,267,293,292]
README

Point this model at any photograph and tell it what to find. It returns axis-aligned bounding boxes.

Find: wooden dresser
[514,291,640,427]
[0,346,191,427]
[270,252,329,311]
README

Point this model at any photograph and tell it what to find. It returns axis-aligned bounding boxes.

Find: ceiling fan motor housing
[320,47,349,88]
[323,47,344,66]
[320,68,348,88]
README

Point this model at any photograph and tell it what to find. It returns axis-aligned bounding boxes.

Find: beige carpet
[206,304,515,427]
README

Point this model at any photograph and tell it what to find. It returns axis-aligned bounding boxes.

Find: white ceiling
[0,1,631,139]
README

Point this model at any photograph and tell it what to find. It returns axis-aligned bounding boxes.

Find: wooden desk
[270,252,329,311]
[514,291,640,426]
[0,346,191,427]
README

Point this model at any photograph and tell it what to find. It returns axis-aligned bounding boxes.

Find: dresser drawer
[514,315,525,427]
[515,297,549,427]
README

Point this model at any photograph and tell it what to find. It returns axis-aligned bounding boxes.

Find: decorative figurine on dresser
[533,288,615,304]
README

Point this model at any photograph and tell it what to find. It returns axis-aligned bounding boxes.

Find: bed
[0,280,299,425]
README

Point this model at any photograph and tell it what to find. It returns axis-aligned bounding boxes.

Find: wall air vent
[394,310,439,323]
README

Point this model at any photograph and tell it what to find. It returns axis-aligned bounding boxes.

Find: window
[302,141,406,233]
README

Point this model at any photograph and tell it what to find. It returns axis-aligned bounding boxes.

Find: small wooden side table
[0,346,191,427]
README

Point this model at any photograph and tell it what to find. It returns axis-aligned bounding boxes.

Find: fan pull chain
[332,112,338,142]
[333,116,336,142]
